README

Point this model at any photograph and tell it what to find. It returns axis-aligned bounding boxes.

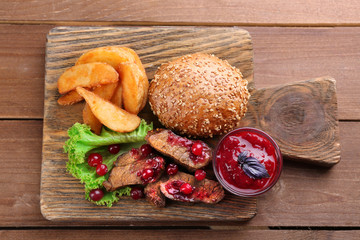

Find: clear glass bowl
[213,127,283,197]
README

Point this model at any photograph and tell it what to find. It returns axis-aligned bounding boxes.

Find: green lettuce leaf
[85,187,131,207]
[64,120,152,207]
[64,119,153,165]
[66,142,144,192]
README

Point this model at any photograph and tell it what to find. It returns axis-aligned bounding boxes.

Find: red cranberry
[89,188,104,201]
[195,169,206,181]
[142,168,154,180]
[180,183,193,195]
[96,164,108,176]
[130,187,144,200]
[166,163,179,175]
[108,144,120,154]
[140,144,152,157]
[88,153,103,167]
[130,148,140,159]
[191,141,203,156]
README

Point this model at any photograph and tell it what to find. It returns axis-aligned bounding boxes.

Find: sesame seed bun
[148,53,250,138]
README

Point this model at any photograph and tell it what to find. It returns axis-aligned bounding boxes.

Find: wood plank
[0,25,359,120]
[247,121,360,227]
[0,229,359,240]
[0,0,360,25]
[41,26,256,222]
[0,24,53,118]
[239,77,340,166]
[0,121,46,226]
[0,120,358,227]
[250,27,360,120]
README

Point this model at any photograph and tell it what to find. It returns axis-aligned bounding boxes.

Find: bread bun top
[148,53,250,138]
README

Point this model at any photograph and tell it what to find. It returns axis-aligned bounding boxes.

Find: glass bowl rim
[212,127,283,197]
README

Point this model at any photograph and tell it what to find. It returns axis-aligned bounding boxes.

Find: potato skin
[117,62,149,115]
[82,82,118,134]
[76,46,136,68]
[57,62,118,94]
[149,53,250,138]
[76,46,149,114]
[76,87,140,133]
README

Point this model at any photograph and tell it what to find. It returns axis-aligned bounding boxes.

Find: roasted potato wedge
[75,46,148,112]
[83,82,118,134]
[118,62,149,114]
[57,62,118,94]
[76,46,136,69]
[83,104,102,134]
[93,82,118,99]
[57,81,118,106]
[110,83,123,108]
[127,48,148,110]
[76,87,140,133]
[57,89,85,105]
[126,47,147,76]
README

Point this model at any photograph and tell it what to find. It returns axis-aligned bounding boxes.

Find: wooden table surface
[1,1,360,239]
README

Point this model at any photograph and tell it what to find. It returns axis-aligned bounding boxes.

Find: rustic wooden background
[0,0,360,239]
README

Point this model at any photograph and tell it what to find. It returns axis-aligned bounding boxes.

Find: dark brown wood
[1,229,359,240]
[41,26,256,222]
[1,25,360,121]
[247,122,360,227]
[239,77,340,166]
[0,0,360,25]
[0,121,45,226]
[0,24,53,118]
[251,27,360,121]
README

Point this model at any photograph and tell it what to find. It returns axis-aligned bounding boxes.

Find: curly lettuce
[85,186,131,207]
[64,119,152,164]
[64,120,153,207]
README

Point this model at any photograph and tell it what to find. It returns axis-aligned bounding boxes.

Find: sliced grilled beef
[160,172,224,204]
[144,172,225,207]
[103,149,165,192]
[144,179,167,208]
[145,129,212,172]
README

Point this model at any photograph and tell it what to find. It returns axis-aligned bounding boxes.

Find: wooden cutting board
[41,26,256,222]
[41,26,341,222]
[239,77,340,166]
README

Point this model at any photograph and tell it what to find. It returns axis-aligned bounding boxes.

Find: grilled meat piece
[103,149,165,192]
[144,179,167,208]
[144,172,225,207]
[160,172,224,204]
[145,129,212,172]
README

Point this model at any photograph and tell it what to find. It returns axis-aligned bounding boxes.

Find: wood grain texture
[251,27,360,121]
[0,0,360,25]
[247,122,360,227]
[1,229,359,240]
[0,121,358,227]
[0,121,44,226]
[1,25,359,120]
[41,26,256,222]
[240,77,340,166]
[0,24,53,118]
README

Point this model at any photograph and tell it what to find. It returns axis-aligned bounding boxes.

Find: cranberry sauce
[136,156,165,184]
[214,128,282,196]
[130,148,141,160]
[167,131,210,164]
[130,144,165,184]
[130,143,153,160]
[164,180,210,202]
[165,180,195,202]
